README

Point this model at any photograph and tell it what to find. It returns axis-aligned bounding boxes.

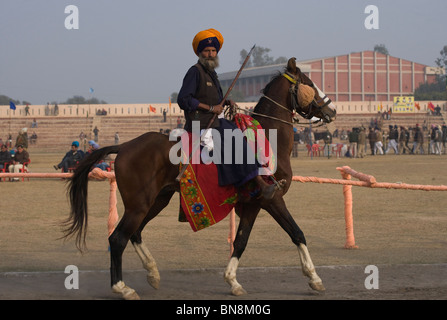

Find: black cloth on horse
[213,118,259,187]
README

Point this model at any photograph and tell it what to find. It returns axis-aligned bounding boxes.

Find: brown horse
[63,57,336,299]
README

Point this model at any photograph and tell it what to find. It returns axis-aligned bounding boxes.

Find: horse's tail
[62,145,120,252]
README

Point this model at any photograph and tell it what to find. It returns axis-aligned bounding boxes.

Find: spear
[175,44,256,182]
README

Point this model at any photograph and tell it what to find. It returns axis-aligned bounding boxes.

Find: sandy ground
[1,153,446,301]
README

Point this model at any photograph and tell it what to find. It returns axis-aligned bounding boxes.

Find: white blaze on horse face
[313,83,337,113]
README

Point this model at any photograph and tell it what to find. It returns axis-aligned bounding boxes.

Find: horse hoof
[231,285,247,296]
[123,290,141,300]
[309,280,325,292]
[112,281,141,300]
[147,274,160,289]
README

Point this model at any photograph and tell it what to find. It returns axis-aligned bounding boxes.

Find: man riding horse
[177,28,282,200]
[64,28,336,299]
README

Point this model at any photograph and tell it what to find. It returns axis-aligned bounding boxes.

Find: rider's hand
[212,104,224,115]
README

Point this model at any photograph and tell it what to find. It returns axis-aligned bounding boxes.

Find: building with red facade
[219,50,439,103]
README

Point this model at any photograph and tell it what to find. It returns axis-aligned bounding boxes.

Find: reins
[230,102,295,126]
[226,72,327,128]
[229,96,325,127]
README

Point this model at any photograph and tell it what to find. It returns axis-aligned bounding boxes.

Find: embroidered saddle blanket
[179,114,275,232]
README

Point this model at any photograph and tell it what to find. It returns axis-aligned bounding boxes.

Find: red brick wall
[307,51,435,102]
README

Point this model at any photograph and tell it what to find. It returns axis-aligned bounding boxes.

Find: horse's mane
[261,71,283,96]
[253,71,285,114]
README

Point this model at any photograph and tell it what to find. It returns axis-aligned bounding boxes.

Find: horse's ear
[287,57,297,75]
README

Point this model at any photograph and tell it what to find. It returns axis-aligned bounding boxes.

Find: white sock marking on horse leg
[133,241,160,289]
[112,281,140,300]
[224,257,247,296]
[297,243,325,291]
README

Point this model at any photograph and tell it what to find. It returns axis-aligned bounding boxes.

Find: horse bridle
[228,72,330,126]
[255,72,329,126]
[283,72,332,122]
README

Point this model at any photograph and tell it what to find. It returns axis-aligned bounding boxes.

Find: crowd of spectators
[333,123,447,158]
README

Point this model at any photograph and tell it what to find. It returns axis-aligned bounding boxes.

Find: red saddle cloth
[179,160,237,232]
[179,114,274,232]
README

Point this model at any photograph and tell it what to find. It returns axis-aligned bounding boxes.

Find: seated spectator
[8,145,29,181]
[0,144,12,170]
[87,140,100,154]
[16,128,28,149]
[95,161,110,171]
[30,131,38,145]
[86,140,109,171]
[53,141,85,172]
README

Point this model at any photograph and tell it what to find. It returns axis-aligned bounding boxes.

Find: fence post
[339,169,359,249]
[228,208,236,257]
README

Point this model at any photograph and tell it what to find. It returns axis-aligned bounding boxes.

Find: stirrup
[260,183,277,200]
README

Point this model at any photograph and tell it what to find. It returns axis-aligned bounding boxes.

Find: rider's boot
[255,176,286,200]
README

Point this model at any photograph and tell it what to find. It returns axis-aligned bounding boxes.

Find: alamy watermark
[63,264,380,291]
[364,5,379,30]
[64,265,79,290]
[168,121,277,175]
[64,5,380,31]
[65,5,79,30]
[364,265,379,289]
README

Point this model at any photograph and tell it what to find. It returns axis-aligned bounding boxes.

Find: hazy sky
[1,0,445,105]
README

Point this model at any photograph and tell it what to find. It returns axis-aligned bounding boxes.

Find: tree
[374,44,389,55]
[64,96,107,104]
[240,46,287,67]
[220,85,245,102]
[170,92,178,103]
[414,81,446,100]
[0,94,21,105]
[435,45,447,88]
[414,45,447,100]
[435,45,447,71]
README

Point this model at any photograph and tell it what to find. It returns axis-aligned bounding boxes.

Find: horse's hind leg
[132,236,160,289]
[264,198,325,292]
[110,210,147,300]
[130,189,175,290]
[110,189,175,300]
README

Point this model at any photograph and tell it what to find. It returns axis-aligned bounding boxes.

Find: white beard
[199,55,220,71]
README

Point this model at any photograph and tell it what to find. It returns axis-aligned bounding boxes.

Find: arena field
[1,152,446,300]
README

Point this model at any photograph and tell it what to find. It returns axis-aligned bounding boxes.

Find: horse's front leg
[297,243,325,291]
[265,197,325,292]
[224,257,246,296]
[224,205,260,296]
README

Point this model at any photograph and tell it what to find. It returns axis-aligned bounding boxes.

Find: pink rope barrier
[227,208,236,257]
[5,165,447,253]
[0,169,118,237]
[337,169,358,249]
[293,165,447,249]
[88,168,118,237]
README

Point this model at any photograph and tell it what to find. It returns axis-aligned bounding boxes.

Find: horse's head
[285,57,337,123]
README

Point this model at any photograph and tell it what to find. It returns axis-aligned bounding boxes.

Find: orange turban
[192,29,224,56]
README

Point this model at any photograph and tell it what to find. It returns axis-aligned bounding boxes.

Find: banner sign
[393,96,414,113]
